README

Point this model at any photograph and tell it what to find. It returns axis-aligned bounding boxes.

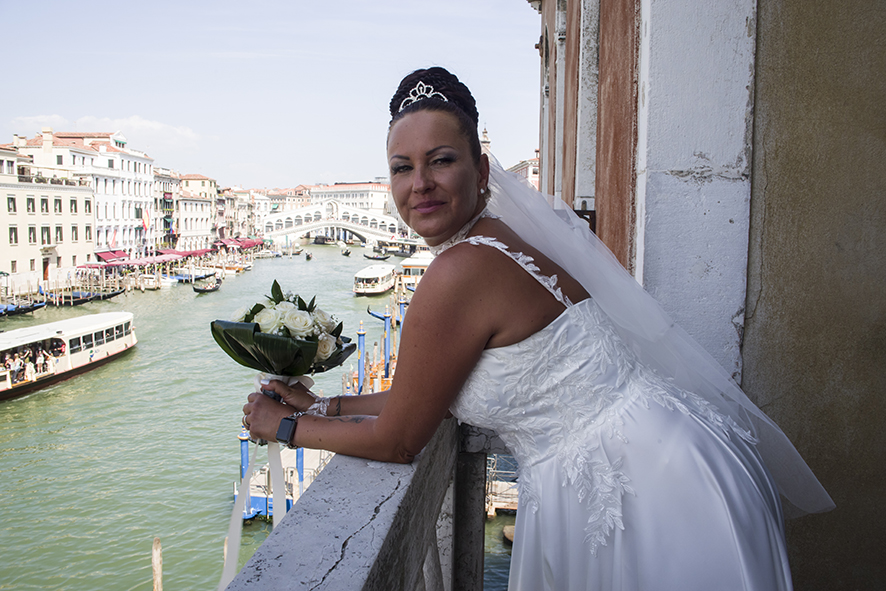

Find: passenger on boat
[241,67,833,590]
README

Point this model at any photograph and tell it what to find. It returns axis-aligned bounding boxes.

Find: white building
[0,145,96,295]
[12,128,154,259]
[507,152,541,192]
[180,174,219,249]
[310,181,392,216]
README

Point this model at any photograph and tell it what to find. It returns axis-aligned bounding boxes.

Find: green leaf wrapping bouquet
[211,280,356,377]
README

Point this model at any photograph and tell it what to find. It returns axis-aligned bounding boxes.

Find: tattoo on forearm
[325,415,367,424]
[333,397,342,417]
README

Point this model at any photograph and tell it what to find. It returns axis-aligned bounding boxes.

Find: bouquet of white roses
[210,280,355,376]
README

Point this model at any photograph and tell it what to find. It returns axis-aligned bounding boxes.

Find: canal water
[0,245,511,590]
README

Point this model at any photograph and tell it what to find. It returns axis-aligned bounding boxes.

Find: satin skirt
[507,398,792,591]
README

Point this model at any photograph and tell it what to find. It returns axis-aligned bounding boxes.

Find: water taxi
[398,250,435,290]
[353,264,397,296]
[0,312,137,401]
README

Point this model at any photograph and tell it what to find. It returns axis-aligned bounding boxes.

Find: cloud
[9,114,70,132]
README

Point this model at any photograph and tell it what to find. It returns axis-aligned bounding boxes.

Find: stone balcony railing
[224,420,509,591]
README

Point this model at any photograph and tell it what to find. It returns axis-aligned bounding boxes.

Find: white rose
[282,309,314,338]
[275,301,295,311]
[314,333,337,362]
[312,308,337,334]
[254,307,283,334]
[230,305,251,322]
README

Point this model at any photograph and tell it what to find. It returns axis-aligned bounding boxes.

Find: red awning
[96,251,123,262]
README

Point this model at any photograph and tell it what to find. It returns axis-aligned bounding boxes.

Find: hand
[260,379,316,412]
[242,391,293,443]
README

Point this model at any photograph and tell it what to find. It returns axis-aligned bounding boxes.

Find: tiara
[398,81,448,112]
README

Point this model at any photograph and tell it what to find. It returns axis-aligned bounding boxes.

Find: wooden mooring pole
[152,537,162,591]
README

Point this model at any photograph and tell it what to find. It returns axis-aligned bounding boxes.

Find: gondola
[193,280,221,294]
[363,253,391,261]
[0,301,47,316]
[38,287,96,306]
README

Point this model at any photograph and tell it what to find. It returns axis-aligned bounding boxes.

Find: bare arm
[243,244,500,463]
[257,379,390,417]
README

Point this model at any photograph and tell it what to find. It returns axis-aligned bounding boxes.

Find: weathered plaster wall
[744,0,886,587]
[636,0,757,376]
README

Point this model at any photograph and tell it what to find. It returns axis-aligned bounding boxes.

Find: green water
[0,246,407,590]
[485,513,516,591]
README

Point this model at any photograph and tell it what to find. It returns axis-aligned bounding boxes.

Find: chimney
[41,127,53,153]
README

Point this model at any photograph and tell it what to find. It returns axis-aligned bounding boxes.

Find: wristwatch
[276,411,305,449]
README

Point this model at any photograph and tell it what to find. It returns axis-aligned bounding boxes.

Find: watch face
[276,417,296,445]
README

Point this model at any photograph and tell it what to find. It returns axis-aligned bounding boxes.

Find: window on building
[30,259,35,272]
[54,198,62,213]
[108,159,114,169]
[56,256,61,266]
[7,196,16,212]
[41,226,50,245]
[28,226,36,244]
[57,155,63,165]
[72,255,76,266]
[71,225,78,242]
[41,198,49,213]
[27,197,35,213]
[55,226,63,243]
[85,225,92,240]
[8,226,18,245]
[10,261,16,273]
[70,199,77,214]
[85,200,91,214]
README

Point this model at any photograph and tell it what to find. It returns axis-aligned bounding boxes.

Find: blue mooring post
[238,427,250,480]
[398,297,408,341]
[384,307,392,378]
[357,321,366,395]
[297,447,304,498]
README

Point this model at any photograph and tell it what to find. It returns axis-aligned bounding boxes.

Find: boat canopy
[354,264,397,280]
[0,312,134,351]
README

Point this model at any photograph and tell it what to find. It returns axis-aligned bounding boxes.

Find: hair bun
[389,67,479,127]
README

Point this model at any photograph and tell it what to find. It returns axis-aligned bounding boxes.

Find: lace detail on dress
[451,298,749,556]
[463,235,573,308]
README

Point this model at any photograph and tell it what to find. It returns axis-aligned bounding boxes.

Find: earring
[479,188,486,195]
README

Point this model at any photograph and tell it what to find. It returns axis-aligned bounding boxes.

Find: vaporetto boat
[0,312,137,401]
[353,263,397,296]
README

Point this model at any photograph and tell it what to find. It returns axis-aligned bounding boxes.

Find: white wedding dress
[448,235,792,591]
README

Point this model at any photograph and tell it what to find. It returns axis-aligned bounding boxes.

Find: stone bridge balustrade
[262,200,402,244]
[224,421,509,591]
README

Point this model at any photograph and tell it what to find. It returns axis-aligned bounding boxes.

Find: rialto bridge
[262,201,403,244]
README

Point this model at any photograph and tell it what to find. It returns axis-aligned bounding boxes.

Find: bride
[243,67,833,590]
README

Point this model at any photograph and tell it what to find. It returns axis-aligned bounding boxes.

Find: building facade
[180,174,220,248]
[12,129,154,259]
[529,0,886,586]
[153,167,181,251]
[1,146,95,294]
[309,181,392,216]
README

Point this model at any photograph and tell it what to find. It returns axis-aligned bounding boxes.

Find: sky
[0,0,542,190]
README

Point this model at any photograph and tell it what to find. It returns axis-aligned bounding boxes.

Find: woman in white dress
[243,67,833,590]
